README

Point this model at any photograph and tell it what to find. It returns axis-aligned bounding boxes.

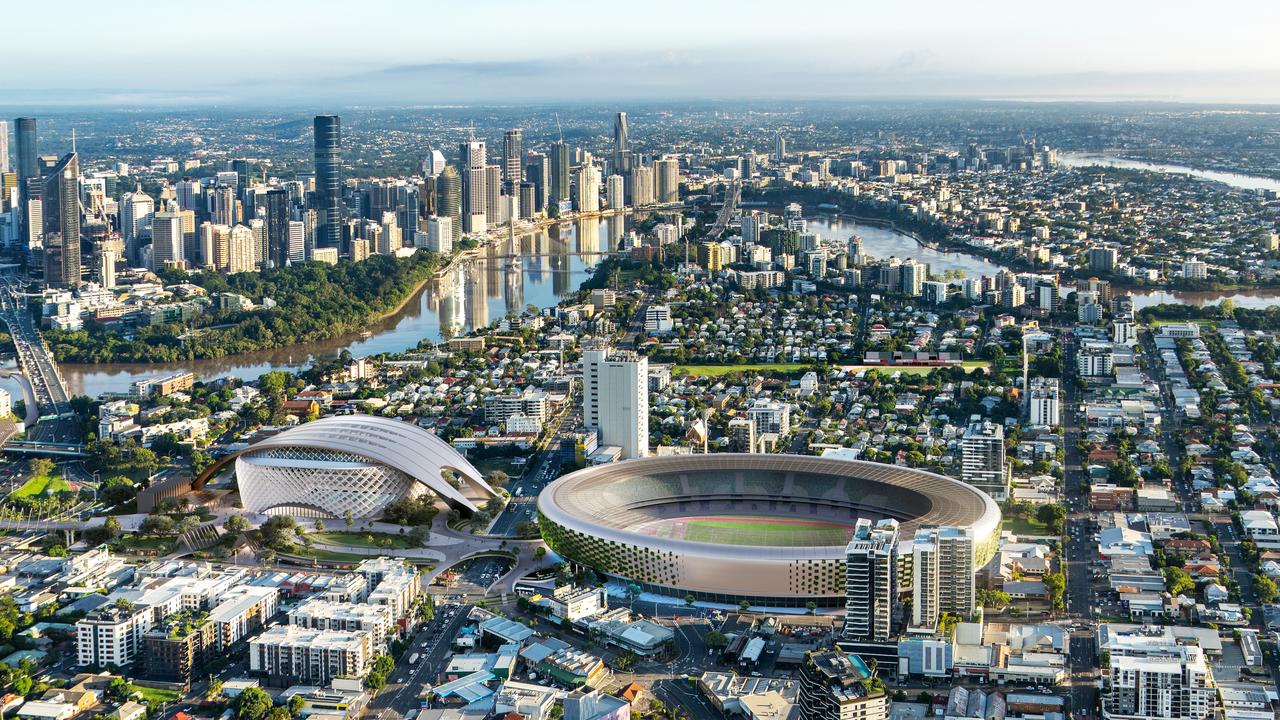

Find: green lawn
[285,546,377,562]
[310,531,418,549]
[1003,515,1052,536]
[681,516,853,547]
[129,684,180,707]
[674,363,809,377]
[113,535,177,553]
[10,474,71,499]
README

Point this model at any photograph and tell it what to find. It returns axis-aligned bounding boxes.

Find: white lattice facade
[226,415,495,519]
[238,448,416,518]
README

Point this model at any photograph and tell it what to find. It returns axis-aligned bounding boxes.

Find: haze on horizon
[4,0,1280,106]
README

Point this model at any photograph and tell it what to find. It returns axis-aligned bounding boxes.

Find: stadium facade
[537,454,1000,607]
[229,416,496,518]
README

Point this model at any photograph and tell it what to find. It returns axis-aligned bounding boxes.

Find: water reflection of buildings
[504,261,524,314]
[431,267,468,339]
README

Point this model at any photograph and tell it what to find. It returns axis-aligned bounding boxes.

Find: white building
[1181,259,1208,281]
[605,174,625,210]
[911,526,976,628]
[844,518,899,642]
[1105,645,1216,720]
[961,419,1008,500]
[644,305,673,335]
[77,603,154,667]
[583,347,649,460]
[150,210,184,269]
[1027,377,1061,427]
[248,626,373,684]
[426,216,453,254]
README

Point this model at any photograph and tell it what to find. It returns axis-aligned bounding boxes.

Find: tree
[207,679,224,701]
[140,515,177,535]
[684,594,696,608]
[260,515,298,551]
[234,687,273,720]
[704,631,728,648]
[534,546,547,560]
[977,588,1013,609]
[224,515,250,533]
[287,695,305,718]
[1043,572,1066,612]
[344,510,354,527]
[805,601,817,615]
[1254,574,1279,604]
[1036,504,1067,535]
[486,470,510,489]
[1163,567,1196,597]
[28,457,55,479]
[739,600,751,613]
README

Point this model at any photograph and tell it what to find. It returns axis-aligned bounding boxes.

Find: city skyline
[3,1,1280,105]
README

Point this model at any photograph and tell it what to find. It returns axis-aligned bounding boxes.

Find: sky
[4,0,1280,105]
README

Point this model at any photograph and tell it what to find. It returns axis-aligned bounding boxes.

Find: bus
[408,653,420,666]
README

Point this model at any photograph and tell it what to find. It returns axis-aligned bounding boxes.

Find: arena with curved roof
[537,454,1001,607]
[222,415,496,519]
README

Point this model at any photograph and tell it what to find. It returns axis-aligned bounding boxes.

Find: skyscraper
[42,152,81,287]
[459,140,486,232]
[264,188,289,269]
[612,112,630,173]
[575,164,601,213]
[313,115,343,250]
[550,141,571,205]
[15,118,37,243]
[150,210,185,270]
[911,526,976,628]
[654,157,679,204]
[525,152,549,212]
[582,345,648,460]
[844,518,900,643]
[501,129,522,188]
[0,120,8,174]
[961,418,1008,500]
[436,166,461,242]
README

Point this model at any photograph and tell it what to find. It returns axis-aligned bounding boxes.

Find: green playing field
[678,515,854,547]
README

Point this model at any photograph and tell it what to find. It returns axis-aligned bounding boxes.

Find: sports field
[633,515,854,547]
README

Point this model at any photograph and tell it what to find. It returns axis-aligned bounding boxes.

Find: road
[365,604,472,720]
[1060,331,1098,719]
[0,277,79,446]
[489,398,579,536]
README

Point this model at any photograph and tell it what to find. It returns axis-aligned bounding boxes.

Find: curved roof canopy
[215,415,495,512]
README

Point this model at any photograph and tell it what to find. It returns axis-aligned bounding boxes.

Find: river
[1057,152,1280,194]
[62,215,630,397]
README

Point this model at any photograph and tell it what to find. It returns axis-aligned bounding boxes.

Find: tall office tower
[15,118,37,242]
[961,418,1008,500]
[900,259,925,296]
[418,176,438,217]
[550,142,571,204]
[654,157,679,203]
[525,152,549,212]
[484,164,502,223]
[517,182,536,221]
[605,174,625,210]
[42,152,81,287]
[396,185,419,243]
[629,164,655,207]
[796,650,887,720]
[501,129,522,187]
[612,112,630,173]
[99,249,118,289]
[313,115,343,249]
[582,345,648,460]
[203,223,231,270]
[436,166,461,241]
[263,188,289,268]
[0,120,8,174]
[423,148,447,177]
[911,526,976,628]
[174,179,200,212]
[773,132,787,162]
[575,165,601,213]
[150,210,184,270]
[458,140,487,232]
[377,211,402,255]
[844,518,900,643]
[226,225,256,273]
[209,185,236,226]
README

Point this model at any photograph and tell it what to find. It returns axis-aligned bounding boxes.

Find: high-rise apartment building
[525,152,549,212]
[227,224,257,273]
[796,650,887,720]
[1105,645,1216,720]
[654,157,679,203]
[459,140,487,232]
[502,129,523,187]
[575,165,601,213]
[844,519,900,643]
[436,166,461,241]
[629,164,655,207]
[264,188,290,269]
[1088,246,1118,273]
[900,260,925,297]
[910,526,976,628]
[287,220,306,264]
[14,118,36,243]
[613,112,630,173]
[582,345,649,460]
[727,416,756,453]
[605,174,625,210]
[550,142,571,204]
[0,120,8,174]
[1027,377,1061,427]
[961,419,1008,500]
[313,115,343,249]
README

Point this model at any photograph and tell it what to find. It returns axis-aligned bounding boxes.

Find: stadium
[205,415,498,519]
[537,454,1001,607]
